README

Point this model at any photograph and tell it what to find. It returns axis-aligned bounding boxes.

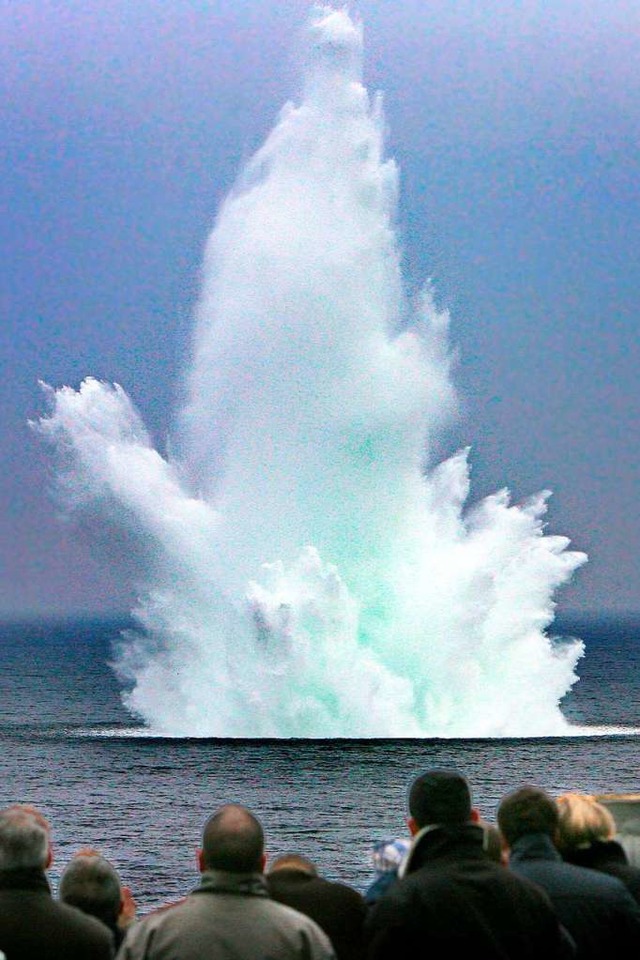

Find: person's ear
[45,842,53,869]
[407,816,419,836]
[500,835,510,863]
[260,852,267,873]
[118,887,137,929]
[470,808,481,823]
[196,848,206,872]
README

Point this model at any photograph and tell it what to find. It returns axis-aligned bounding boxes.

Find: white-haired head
[0,805,51,871]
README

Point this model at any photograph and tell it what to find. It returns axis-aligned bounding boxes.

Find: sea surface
[1,613,640,913]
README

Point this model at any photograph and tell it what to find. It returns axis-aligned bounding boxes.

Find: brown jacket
[117,869,336,960]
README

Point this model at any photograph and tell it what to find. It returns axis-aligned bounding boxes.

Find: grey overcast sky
[2,0,639,618]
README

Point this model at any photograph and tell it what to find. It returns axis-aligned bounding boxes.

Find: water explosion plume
[35,6,588,737]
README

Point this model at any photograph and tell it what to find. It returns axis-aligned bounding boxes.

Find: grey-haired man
[0,803,114,959]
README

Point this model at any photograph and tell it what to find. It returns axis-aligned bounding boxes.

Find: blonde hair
[556,792,617,851]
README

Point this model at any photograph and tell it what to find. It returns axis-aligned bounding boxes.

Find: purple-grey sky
[2,0,639,618]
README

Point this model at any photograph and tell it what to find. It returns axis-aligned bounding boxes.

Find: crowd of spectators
[2,770,640,959]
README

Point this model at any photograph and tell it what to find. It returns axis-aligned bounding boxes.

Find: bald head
[200,805,264,874]
[0,804,51,871]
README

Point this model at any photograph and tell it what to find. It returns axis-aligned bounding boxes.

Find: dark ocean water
[1,613,640,912]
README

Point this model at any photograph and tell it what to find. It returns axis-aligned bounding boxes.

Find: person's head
[478,819,506,864]
[407,769,477,835]
[555,793,617,853]
[268,853,318,876]
[497,785,559,847]
[371,838,411,876]
[198,804,265,874]
[59,849,122,930]
[0,804,52,871]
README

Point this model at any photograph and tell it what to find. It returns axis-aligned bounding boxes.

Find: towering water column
[35,7,588,737]
[177,8,455,603]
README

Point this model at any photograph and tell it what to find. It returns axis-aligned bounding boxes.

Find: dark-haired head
[408,769,474,831]
[198,804,265,874]
[497,785,559,847]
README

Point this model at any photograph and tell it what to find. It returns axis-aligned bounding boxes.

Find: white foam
[35,7,588,738]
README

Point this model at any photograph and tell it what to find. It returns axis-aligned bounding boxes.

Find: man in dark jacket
[267,853,366,960]
[365,768,575,960]
[498,784,640,959]
[0,803,114,960]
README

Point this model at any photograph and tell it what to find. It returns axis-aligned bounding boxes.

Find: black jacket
[0,867,114,959]
[562,838,640,904]
[509,832,640,959]
[365,823,574,960]
[267,869,366,960]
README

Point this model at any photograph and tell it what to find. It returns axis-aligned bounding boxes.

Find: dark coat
[0,867,114,960]
[508,832,640,959]
[364,823,574,960]
[363,871,397,907]
[561,838,640,904]
[267,869,366,960]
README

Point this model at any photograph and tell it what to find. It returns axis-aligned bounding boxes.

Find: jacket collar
[0,868,51,893]
[267,868,315,886]
[565,838,628,866]
[400,822,488,876]
[194,869,270,897]
[509,832,563,863]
